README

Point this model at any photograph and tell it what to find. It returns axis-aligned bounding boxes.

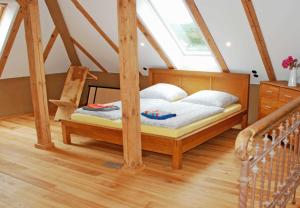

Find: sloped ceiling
[0,0,298,84]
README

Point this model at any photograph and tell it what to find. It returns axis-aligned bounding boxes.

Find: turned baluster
[279,120,289,188]
[274,123,284,194]
[258,134,269,207]
[251,144,260,208]
[265,130,276,205]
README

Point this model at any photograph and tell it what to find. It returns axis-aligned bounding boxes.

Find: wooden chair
[50,66,89,121]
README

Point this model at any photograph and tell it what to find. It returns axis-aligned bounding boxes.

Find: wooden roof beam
[45,0,81,66]
[241,0,276,81]
[118,0,143,169]
[43,28,59,62]
[0,8,24,78]
[137,19,174,69]
[72,37,108,73]
[185,0,229,72]
[70,0,119,54]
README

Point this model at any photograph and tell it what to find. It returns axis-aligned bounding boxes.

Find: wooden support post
[24,0,54,149]
[117,0,143,169]
[45,0,81,66]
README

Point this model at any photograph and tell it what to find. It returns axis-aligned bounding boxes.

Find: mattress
[71,104,242,139]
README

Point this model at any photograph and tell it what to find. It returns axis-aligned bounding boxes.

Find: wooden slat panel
[241,0,276,81]
[24,0,54,149]
[185,0,229,72]
[118,0,143,169]
[45,0,81,66]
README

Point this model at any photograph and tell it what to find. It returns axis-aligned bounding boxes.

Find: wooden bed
[61,69,250,169]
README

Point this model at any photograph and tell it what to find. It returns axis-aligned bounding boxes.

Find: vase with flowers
[282,56,300,87]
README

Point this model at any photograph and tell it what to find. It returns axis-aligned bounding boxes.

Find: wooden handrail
[235,96,300,161]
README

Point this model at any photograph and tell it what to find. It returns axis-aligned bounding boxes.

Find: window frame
[147,0,211,56]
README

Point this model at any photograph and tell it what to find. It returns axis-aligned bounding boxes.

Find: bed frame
[61,69,250,169]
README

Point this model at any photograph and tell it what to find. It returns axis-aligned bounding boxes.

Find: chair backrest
[61,66,89,105]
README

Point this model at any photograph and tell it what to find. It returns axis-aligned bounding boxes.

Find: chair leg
[172,140,183,169]
[62,123,71,144]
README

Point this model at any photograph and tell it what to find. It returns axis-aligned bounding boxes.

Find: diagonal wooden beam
[72,37,108,73]
[24,0,54,149]
[43,28,59,62]
[241,0,276,81]
[0,8,25,78]
[45,0,81,66]
[185,0,229,72]
[16,0,31,7]
[70,0,119,54]
[137,19,174,69]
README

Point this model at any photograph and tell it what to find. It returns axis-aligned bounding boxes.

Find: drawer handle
[264,105,272,110]
[265,90,273,94]
[284,95,292,99]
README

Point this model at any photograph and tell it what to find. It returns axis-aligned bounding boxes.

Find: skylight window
[0,1,19,55]
[137,0,221,71]
[148,0,209,56]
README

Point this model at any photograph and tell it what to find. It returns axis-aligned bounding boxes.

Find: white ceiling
[0,0,297,84]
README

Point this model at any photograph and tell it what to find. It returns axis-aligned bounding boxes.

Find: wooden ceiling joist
[70,0,119,54]
[24,0,54,149]
[118,0,143,169]
[43,28,59,62]
[137,19,174,69]
[185,0,229,73]
[0,8,24,78]
[241,0,276,81]
[45,0,81,66]
[72,38,108,73]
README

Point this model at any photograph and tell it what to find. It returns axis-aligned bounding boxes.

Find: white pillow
[182,90,239,108]
[140,83,188,101]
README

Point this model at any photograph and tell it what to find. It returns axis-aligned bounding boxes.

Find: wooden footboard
[61,109,247,169]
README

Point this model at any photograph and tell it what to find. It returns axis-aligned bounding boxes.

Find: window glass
[149,0,210,55]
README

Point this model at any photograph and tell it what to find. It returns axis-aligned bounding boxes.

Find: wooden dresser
[259,81,300,118]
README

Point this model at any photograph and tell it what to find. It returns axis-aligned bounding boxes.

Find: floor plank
[0,114,299,207]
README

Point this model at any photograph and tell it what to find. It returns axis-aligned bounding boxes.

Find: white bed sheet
[141,101,223,129]
[75,99,170,120]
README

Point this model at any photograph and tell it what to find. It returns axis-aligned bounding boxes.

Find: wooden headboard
[149,68,250,110]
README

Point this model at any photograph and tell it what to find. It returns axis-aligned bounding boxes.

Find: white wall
[0,0,298,84]
[253,0,300,81]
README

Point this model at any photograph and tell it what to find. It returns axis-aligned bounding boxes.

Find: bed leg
[241,114,248,129]
[172,140,183,169]
[62,122,71,144]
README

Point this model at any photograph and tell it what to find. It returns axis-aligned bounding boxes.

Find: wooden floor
[0,114,299,208]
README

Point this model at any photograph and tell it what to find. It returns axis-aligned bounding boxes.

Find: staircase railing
[235,97,300,208]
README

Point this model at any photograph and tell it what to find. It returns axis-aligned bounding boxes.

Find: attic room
[1,0,300,207]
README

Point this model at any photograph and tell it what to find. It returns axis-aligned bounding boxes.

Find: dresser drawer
[279,88,300,103]
[260,84,279,100]
[260,98,279,117]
